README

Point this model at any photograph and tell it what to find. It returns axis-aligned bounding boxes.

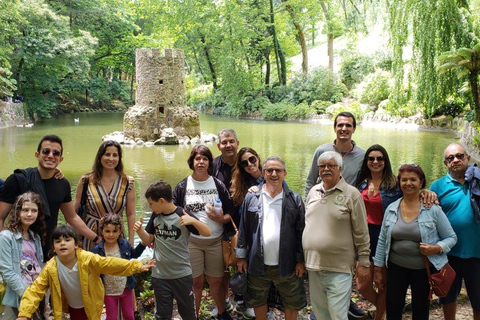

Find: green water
[0,112,458,211]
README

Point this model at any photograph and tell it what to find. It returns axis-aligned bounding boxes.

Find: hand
[419,242,442,256]
[237,258,247,273]
[356,265,371,288]
[206,204,224,223]
[295,262,306,278]
[373,266,386,292]
[133,217,143,232]
[248,185,259,193]
[180,210,195,226]
[140,259,156,272]
[54,167,65,179]
[420,190,439,208]
[16,317,28,320]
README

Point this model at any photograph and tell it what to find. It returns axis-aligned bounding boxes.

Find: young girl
[92,214,146,320]
[0,192,45,320]
[16,225,154,320]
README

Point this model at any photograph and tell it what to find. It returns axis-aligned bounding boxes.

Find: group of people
[0,109,478,320]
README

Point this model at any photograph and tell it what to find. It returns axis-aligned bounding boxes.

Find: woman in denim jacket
[373,164,457,320]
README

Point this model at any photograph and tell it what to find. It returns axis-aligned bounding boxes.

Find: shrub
[243,96,272,113]
[432,96,466,118]
[287,102,315,119]
[261,102,290,120]
[340,54,375,90]
[356,70,392,107]
[311,100,332,114]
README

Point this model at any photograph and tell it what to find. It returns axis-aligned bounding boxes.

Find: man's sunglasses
[41,148,61,157]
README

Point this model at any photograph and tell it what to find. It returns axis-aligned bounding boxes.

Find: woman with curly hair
[0,192,46,320]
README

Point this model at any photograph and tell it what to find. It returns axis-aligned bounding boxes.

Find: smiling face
[334,116,356,142]
[241,152,261,178]
[101,146,120,170]
[318,158,341,188]
[367,150,385,174]
[53,235,77,259]
[35,140,63,172]
[263,160,286,187]
[101,223,121,245]
[19,201,38,231]
[399,171,422,196]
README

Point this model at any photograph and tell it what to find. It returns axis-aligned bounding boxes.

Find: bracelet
[93,235,99,243]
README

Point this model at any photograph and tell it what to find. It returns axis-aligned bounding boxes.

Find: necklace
[400,199,420,221]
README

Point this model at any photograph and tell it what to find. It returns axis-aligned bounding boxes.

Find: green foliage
[287,102,315,119]
[277,67,347,105]
[243,95,272,113]
[261,101,290,120]
[311,100,332,114]
[356,70,392,107]
[340,53,375,89]
[325,100,367,120]
[432,96,466,118]
[87,78,131,108]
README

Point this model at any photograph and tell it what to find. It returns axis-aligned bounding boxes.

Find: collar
[332,140,358,154]
[318,176,347,194]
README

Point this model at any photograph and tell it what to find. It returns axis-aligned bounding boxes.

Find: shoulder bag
[76,175,89,220]
[424,256,456,300]
[222,215,238,269]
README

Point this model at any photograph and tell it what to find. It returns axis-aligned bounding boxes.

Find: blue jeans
[308,270,352,320]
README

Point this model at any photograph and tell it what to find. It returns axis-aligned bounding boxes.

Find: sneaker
[308,310,317,320]
[226,299,234,312]
[348,300,367,320]
[267,310,276,320]
[211,300,233,318]
[218,310,233,320]
[234,304,256,319]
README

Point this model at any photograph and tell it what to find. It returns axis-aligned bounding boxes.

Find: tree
[439,43,480,123]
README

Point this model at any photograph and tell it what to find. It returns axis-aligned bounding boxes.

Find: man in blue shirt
[430,143,480,320]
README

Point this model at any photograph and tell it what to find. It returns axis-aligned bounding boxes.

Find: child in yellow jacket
[16,225,154,320]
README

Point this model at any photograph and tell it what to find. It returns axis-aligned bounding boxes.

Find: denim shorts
[246,265,306,310]
[439,255,480,311]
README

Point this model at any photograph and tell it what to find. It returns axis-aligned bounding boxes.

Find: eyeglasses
[445,153,465,163]
[264,168,285,174]
[240,156,257,168]
[41,148,61,157]
[318,163,338,170]
[367,156,385,162]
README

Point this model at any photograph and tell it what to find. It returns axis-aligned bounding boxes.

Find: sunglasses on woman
[240,156,257,168]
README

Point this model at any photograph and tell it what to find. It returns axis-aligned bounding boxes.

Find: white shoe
[234,304,255,319]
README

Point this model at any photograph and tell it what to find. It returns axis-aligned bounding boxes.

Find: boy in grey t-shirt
[134,180,211,320]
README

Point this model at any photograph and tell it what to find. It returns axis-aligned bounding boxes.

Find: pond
[0,112,458,213]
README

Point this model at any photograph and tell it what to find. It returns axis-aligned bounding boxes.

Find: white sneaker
[234,304,255,319]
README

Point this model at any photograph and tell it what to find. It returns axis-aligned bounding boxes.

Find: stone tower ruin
[123,48,200,141]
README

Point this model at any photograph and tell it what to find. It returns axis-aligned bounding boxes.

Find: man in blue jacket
[236,155,306,320]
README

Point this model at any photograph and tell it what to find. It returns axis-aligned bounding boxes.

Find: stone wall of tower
[124,48,200,141]
[135,48,186,113]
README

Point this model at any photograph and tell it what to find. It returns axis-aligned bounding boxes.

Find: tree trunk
[320,1,335,71]
[200,35,217,89]
[470,71,480,123]
[328,33,334,71]
[270,0,282,84]
[283,2,308,73]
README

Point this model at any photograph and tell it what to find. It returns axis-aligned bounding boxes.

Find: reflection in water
[0,113,458,214]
